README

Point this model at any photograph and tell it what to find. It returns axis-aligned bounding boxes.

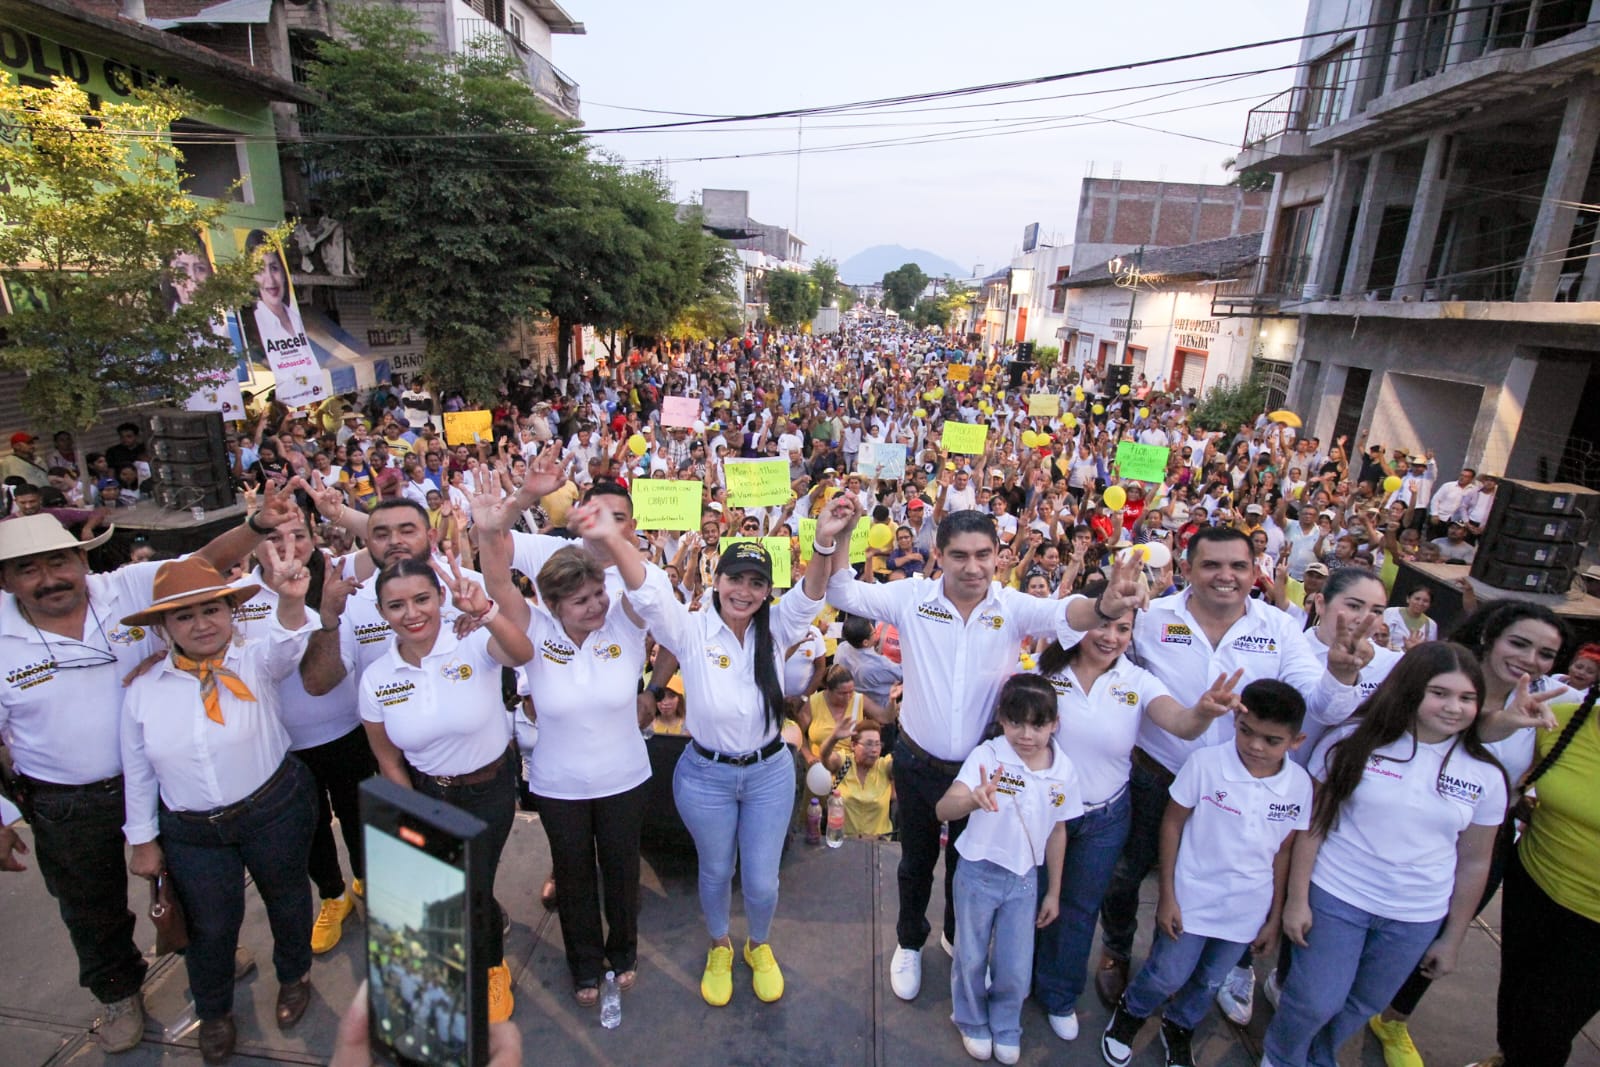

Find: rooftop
[1057,231,1264,289]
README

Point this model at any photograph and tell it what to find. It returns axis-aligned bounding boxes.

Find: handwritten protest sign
[443,410,493,446]
[631,481,702,530]
[1115,441,1171,483]
[724,458,790,507]
[858,442,907,480]
[1028,394,1060,417]
[850,517,871,563]
[720,537,792,587]
[661,396,699,428]
[947,364,971,382]
[941,422,989,455]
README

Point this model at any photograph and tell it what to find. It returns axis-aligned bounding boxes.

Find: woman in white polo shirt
[1264,642,1549,1067]
[357,529,533,1025]
[522,546,650,1006]
[571,495,838,1009]
[120,545,317,1064]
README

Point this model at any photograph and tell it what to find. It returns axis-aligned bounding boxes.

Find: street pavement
[1,810,1595,1066]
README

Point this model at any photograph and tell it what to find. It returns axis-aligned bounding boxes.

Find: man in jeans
[824,506,1077,1031]
[0,500,300,1052]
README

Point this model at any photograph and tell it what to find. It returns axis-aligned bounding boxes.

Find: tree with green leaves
[765,269,819,328]
[810,258,840,308]
[0,78,263,429]
[301,7,585,401]
[882,262,929,313]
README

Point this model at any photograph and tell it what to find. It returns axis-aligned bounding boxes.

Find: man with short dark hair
[104,423,146,478]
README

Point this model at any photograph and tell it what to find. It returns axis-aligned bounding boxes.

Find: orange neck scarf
[172,653,255,725]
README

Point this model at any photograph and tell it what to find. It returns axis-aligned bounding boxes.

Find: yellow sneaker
[743,940,784,1003]
[310,894,354,954]
[350,878,363,898]
[700,945,734,1007]
[1368,1015,1424,1067]
[487,961,514,1023]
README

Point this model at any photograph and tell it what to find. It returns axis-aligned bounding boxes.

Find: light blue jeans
[951,857,1037,1047]
[672,745,795,943]
[1124,929,1251,1031]
[1264,883,1439,1067]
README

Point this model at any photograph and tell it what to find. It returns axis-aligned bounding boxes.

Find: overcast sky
[557,0,1309,275]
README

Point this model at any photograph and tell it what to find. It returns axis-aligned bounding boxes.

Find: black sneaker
[1101,997,1147,1067]
[1160,1020,1196,1067]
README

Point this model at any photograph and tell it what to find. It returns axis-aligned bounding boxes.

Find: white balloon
[805,762,835,797]
[1143,542,1173,570]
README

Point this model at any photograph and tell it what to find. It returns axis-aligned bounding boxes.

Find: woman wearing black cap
[571,495,844,1008]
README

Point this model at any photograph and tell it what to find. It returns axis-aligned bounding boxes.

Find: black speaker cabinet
[1471,478,1600,592]
[1475,560,1577,595]
[146,409,232,512]
[1103,362,1134,393]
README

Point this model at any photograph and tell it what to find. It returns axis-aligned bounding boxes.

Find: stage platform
[1,811,1594,1066]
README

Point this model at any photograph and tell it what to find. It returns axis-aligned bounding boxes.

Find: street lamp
[1109,245,1145,370]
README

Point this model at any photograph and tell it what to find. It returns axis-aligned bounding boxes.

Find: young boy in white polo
[1101,680,1310,1067]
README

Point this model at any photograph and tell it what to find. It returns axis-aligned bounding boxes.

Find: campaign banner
[947,364,971,382]
[942,422,989,455]
[443,410,494,446]
[244,232,328,408]
[1115,441,1171,482]
[632,481,702,531]
[661,396,699,428]
[857,441,907,481]
[1028,394,1060,417]
[725,458,791,507]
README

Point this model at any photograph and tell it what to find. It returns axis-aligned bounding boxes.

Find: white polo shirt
[827,572,1071,762]
[1309,722,1508,922]
[232,566,359,751]
[627,566,823,755]
[340,553,479,679]
[522,600,649,800]
[121,613,315,843]
[1043,657,1173,807]
[1064,591,1356,775]
[1297,629,1402,766]
[0,561,163,785]
[1168,741,1312,943]
[954,735,1084,876]
[358,628,510,777]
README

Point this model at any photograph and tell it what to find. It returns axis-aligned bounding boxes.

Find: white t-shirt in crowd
[1043,657,1172,807]
[783,625,826,697]
[954,735,1084,876]
[358,628,511,777]
[232,568,359,751]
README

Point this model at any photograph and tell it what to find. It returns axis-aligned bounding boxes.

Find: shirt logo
[107,625,146,645]
[375,680,414,707]
[1365,754,1404,780]
[354,621,392,646]
[541,639,575,666]
[1232,635,1278,654]
[593,643,623,661]
[1267,801,1301,822]
[976,612,1005,631]
[441,662,473,681]
[6,657,56,690]
[1109,685,1139,707]
[232,601,272,623]
[706,646,732,669]
[916,603,955,625]
[1048,786,1068,808]
[1161,623,1192,645]
[1046,674,1072,695]
[1202,789,1243,816]
[1438,774,1484,805]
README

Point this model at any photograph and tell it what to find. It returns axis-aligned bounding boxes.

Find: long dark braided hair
[1522,684,1597,788]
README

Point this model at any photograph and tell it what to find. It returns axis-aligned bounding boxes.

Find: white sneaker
[961,1033,993,1061]
[1049,1011,1080,1040]
[940,931,955,958]
[1217,965,1255,1025]
[890,946,923,1000]
[994,1043,1020,1064]
[1263,970,1283,1009]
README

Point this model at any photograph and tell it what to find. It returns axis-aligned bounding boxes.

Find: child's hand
[1251,918,1279,959]
[1156,894,1183,941]
[971,765,1004,813]
[1035,894,1059,929]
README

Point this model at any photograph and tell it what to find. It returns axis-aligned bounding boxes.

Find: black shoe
[1160,1019,1196,1067]
[1101,997,1147,1067]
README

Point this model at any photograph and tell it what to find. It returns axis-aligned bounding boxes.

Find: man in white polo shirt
[0,494,301,1053]
[819,500,1078,1010]
[1064,525,1369,1021]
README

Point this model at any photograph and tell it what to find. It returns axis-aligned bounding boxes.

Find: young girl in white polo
[936,674,1083,1064]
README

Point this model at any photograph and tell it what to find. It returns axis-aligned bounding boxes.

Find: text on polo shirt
[975,611,1005,631]
[916,603,956,624]
[1231,635,1278,654]
[704,646,732,669]
[233,601,272,624]
[440,662,473,681]
[355,621,392,646]
[1202,789,1243,816]
[1267,801,1302,822]
[375,680,415,707]
[1161,623,1192,645]
[7,657,55,689]
[541,639,575,666]
[1438,773,1484,805]
[107,624,147,645]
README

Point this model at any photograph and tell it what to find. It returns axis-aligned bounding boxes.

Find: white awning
[151,0,271,28]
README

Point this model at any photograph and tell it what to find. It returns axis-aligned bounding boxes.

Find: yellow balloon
[627,434,647,456]
[1074,388,1086,402]
[1119,384,1130,395]
[1103,485,1127,510]
[868,525,893,551]
[923,390,937,401]
[1064,414,1077,428]
[914,407,927,418]
[1383,475,1402,493]
[1092,403,1105,415]
[1138,407,1150,419]
[933,388,945,400]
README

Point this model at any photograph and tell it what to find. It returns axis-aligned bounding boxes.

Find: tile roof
[1056,232,1265,289]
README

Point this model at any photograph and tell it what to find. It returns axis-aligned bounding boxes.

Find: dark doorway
[1367,206,1412,298]
[1333,366,1372,450]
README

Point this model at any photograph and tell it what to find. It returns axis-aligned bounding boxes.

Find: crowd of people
[0,318,1594,1067]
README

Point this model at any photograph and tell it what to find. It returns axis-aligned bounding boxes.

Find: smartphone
[360,778,492,1067]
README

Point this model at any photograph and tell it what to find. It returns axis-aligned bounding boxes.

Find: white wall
[1065,283,1258,392]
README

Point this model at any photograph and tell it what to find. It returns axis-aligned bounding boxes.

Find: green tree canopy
[810,258,840,307]
[882,262,929,312]
[0,79,262,429]
[765,270,819,329]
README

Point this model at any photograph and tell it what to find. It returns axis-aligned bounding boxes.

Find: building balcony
[1234,88,1336,173]
[457,18,582,121]
[1210,254,1314,317]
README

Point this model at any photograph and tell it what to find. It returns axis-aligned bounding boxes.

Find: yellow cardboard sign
[724,459,791,507]
[1028,394,1060,417]
[720,537,793,587]
[798,516,871,563]
[941,422,989,455]
[631,481,702,531]
[443,410,493,446]
[947,364,971,382]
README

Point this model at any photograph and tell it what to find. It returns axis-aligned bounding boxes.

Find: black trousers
[411,753,516,965]
[891,739,967,950]
[294,725,377,899]
[535,779,649,986]
[1496,847,1600,1067]
[1098,755,1173,962]
[27,777,147,1003]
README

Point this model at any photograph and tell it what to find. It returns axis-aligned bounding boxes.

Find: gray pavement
[1,811,1595,1066]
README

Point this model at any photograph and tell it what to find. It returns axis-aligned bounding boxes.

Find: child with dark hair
[936,674,1083,1064]
[1102,680,1310,1067]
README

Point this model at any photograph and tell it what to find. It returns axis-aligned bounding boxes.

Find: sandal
[573,984,599,1007]
[616,970,636,992]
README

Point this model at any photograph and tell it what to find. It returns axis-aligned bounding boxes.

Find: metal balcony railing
[1210,255,1314,317]
[457,18,581,118]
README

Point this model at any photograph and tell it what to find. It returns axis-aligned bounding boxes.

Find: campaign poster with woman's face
[240,230,329,409]
[170,229,248,419]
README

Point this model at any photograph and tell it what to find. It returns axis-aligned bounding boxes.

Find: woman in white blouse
[523,546,651,1005]
[122,544,317,1064]
[571,495,841,1009]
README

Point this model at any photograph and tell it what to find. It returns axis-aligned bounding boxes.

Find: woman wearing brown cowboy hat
[120,539,323,1064]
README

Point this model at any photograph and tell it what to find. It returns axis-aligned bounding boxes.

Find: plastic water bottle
[599,970,621,1029]
[939,821,950,850]
[826,791,845,848]
[805,797,822,844]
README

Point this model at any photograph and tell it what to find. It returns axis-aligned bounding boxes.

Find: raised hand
[433,552,490,619]
[1096,549,1149,619]
[815,494,860,544]
[259,535,310,602]
[1194,669,1244,721]
[1503,674,1562,732]
[1326,613,1378,685]
[570,499,623,544]
[256,477,303,532]
[515,445,566,506]
[469,470,518,534]
[971,764,1005,813]
[319,557,359,629]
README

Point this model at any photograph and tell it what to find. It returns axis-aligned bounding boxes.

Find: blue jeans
[1264,883,1439,1067]
[1124,930,1250,1031]
[1033,787,1131,1014]
[158,758,316,1020]
[673,745,795,943]
[951,857,1037,1047]
[1098,758,1172,961]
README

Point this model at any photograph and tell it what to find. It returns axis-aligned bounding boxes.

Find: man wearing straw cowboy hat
[0,484,303,1053]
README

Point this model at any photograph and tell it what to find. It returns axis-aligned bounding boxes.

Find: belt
[1130,747,1177,786]
[17,773,122,796]
[1081,781,1130,814]
[413,750,509,789]
[692,737,785,766]
[171,759,293,825]
[900,734,966,778]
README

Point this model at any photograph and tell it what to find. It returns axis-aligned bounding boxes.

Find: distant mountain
[839,245,969,285]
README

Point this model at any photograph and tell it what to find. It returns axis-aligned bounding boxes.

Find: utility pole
[1110,245,1145,367]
